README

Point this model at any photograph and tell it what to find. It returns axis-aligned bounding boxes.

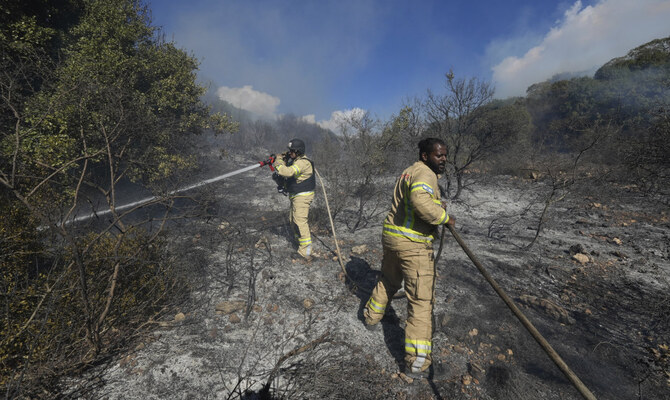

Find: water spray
[62,157,276,227]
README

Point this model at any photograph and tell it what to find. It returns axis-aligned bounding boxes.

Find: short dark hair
[418,137,445,158]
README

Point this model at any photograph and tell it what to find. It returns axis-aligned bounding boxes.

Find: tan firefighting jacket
[382,161,450,243]
[274,154,315,198]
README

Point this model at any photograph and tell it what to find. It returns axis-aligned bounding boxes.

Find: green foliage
[0,0,235,396]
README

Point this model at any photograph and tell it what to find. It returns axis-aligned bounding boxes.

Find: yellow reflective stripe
[383,224,434,243]
[410,182,434,195]
[289,191,314,199]
[291,164,301,176]
[432,199,441,205]
[367,297,386,313]
[298,237,312,244]
[405,339,432,355]
[438,210,448,224]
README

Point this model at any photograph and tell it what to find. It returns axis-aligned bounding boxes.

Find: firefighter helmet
[288,138,305,155]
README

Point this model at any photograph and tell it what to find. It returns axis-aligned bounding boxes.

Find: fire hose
[60,157,277,227]
[314,168,595,399]
[444,224,597,399]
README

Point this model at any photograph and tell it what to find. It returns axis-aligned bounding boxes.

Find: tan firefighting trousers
[290,192,314,258]
[364,235,435,373]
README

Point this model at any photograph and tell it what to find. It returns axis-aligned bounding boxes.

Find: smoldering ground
[61,150,670,400]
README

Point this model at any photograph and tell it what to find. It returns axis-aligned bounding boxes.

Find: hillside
[595,36,670,80]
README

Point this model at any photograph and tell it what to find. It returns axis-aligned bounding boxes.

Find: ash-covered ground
[67,154,669,400]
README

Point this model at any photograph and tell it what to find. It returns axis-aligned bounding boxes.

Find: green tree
[0,0,236,396]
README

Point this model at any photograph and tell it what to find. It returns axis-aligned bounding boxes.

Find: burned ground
[65,155,669,400]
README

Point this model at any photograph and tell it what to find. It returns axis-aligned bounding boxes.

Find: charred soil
[67,158,669,400]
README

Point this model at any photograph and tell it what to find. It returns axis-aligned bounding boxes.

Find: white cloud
[316,108,367,134]
[299,114,316,124]
[492,0,670,98]
[215,85,280,117]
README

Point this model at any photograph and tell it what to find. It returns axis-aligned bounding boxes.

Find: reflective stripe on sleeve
[410,182,434,195]
[438,210,448,224]
[366,297,386,314]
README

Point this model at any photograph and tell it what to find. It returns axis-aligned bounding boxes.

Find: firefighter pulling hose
[262,137,596,399]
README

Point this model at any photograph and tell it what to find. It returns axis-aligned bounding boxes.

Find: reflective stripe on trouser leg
[405,339,432,372]
[291,192,314,257]
[400,244,435,373]
[364,245,403,325]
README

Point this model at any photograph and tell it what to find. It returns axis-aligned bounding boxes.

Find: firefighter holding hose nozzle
[270,138,315,262]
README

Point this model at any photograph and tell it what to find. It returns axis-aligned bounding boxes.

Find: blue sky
[147,0,670,130]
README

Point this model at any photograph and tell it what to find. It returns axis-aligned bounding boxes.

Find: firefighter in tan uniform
[272,138,315,260]
[363,137,455,377]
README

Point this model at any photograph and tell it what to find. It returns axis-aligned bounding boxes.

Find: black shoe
[403,366,430,381]
[364,321,380,332]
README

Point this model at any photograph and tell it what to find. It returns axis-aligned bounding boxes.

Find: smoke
[316,108,367,134]
[216,85,280,117]
[491,0,670,98]
[215,83,366,134]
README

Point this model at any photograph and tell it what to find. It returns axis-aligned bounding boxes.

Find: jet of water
[62,162,263,226]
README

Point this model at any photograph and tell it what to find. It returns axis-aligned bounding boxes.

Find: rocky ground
[65,154,669,400]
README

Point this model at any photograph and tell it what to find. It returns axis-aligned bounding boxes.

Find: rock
[612,237,623,245]
[216,301,246,315]
[453,344,467,354]
[229,313,241,324]
[518,294,576,325]
[351,244,368,255]
[468,328,479,337]
[469,362,485,380]
[252,305,262,313]
[569,244,586,254]
[572,253,590,264]
[399,372,414,384]
[266,303,279,313]
[461,374,472,385]
[437,313,450,329]
[174,312,186,322]
[303,298,314,309]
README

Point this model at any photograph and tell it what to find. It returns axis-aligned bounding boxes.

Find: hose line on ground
[446,224,597,400]
[314,169,595,399]
[314,169,404,298]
